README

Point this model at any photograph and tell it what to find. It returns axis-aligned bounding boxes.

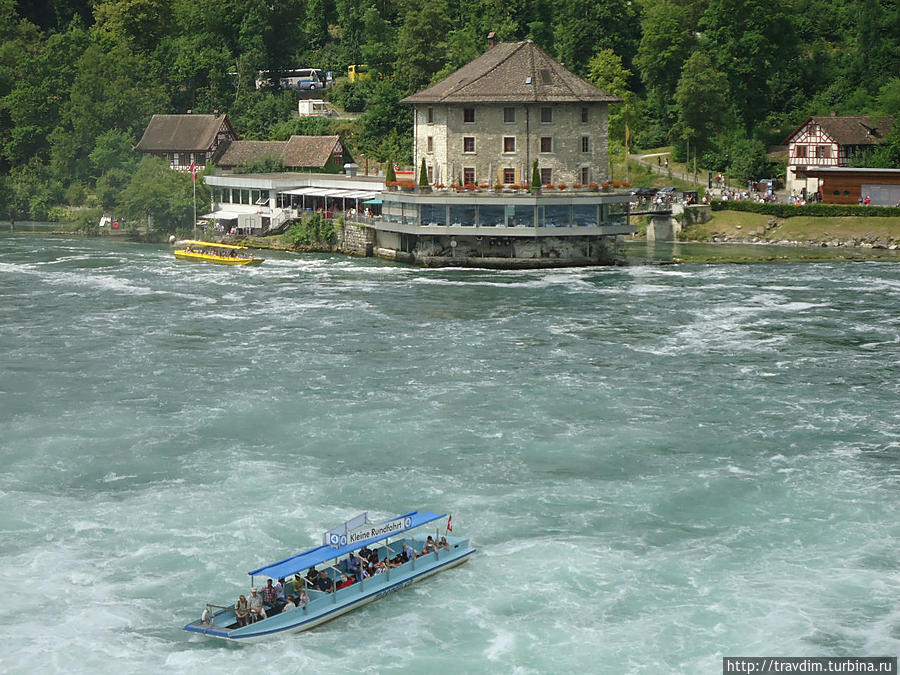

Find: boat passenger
[282,595,296,613]
[346,553,361,581]
[292,574,305,594]
[274,578,286,607]
[316,570,334,593]
[375,560,387,574]
[402,541,416,562]
[438,536,450,551]
[422,536,436,555]
[234,594,251,626]
[298,588,310,610]
[337,574,355,590]
[248,587,267,621]
[262,578,278,611]
[305,567,318,588]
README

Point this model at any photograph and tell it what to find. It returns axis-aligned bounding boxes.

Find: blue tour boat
[184,510,474,642]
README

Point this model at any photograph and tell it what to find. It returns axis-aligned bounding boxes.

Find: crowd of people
[221,536,452,627]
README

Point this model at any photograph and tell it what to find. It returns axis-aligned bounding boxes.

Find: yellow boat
[173,240,264,266]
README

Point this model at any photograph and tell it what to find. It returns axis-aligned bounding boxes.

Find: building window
[463,137,475,153]
[427,166,433,183]
[463,108,475,123]
[581,167,589,184]
[540,168,552,185]
[503,168,515,184]
[463,167,475,186]
[582,136,589,152]
[427,136,433,152]
[581,107,588,123]
[796,145,807,158]
[503,137,516,153]
[427,107,434,123]
[541,107,552,123]
[504,107,515,123]
[179,153,189,166]
[816,145,830,158]
[540,136,552,153]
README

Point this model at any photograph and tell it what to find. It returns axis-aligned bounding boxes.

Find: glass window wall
[573,204,598,227]
[507,204,534,227]
[449,203,475,226]
[421,203,446,225]
[541,204,571,227]
[478,204,504,227]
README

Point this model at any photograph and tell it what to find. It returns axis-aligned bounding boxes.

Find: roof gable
[216,135,341,169]
[135,114,235,152]
[401,41,622,105]
[784,115,894,146]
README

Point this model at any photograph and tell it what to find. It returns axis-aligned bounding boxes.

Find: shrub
[710,201,900,217]
[284,212,336,247]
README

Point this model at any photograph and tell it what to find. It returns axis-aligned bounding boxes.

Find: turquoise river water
[0,234,897,673]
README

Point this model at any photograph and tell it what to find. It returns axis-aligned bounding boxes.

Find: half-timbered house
[783,115,894,196]
[135,113,238,171]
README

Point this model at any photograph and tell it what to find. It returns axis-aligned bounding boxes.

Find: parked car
[657,186,678,194]
[631,187,658,197]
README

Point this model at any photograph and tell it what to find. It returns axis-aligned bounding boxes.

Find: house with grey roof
[135,113,237,171]
[401,38,622,188]
[216,135,346,172]
[783,114,894,195]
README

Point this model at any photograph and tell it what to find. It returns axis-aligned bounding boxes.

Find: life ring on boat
[201,607,213,625]
[112,221,119,229]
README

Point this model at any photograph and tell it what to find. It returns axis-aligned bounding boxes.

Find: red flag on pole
[190,161,196,184]
[446,514,452,532]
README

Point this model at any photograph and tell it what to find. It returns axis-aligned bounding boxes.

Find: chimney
[487,31,497,48]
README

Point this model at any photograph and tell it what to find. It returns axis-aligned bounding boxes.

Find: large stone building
[401,38,621,188]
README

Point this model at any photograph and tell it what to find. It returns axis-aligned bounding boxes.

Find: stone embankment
[700,219,900,250]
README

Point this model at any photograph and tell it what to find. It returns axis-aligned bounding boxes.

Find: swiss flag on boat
[446,514,452,532]
[190,161,197,183]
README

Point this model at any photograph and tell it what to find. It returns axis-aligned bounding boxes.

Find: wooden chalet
[216,135,345,172]
[783,114,894,196]
[135,113,237,171]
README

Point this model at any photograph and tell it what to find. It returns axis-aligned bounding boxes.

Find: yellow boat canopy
[178,240,248,250]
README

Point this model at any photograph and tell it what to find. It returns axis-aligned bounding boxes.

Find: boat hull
[173,251,264,265]
[184,546,474,642]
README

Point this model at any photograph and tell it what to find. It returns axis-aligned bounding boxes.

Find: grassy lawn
[683,211,900,242]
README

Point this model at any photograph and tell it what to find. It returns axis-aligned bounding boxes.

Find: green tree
[634,0,694,122]
[394,3,450,93]
[418,157,428,186]
[585,48,635,145]
[119,156,204,232]
[553,0,640,77]
[673,52,735,157]
[699,0,795,130]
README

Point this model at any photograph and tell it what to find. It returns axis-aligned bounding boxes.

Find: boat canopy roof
[249,510,445,580]
[179,240,247,250]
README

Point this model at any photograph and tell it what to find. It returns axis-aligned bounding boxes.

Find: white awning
[200,211,241,220]
[281,187,322,196]
[280,186,382,198]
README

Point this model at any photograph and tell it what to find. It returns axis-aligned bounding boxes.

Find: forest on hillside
[1,0,899,226]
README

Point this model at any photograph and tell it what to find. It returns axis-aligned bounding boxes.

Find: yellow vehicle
[173,240,264,266]
[347,64,371,83]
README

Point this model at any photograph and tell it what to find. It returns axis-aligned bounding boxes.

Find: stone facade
[338,221,375,256]
[413,102,610,188]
